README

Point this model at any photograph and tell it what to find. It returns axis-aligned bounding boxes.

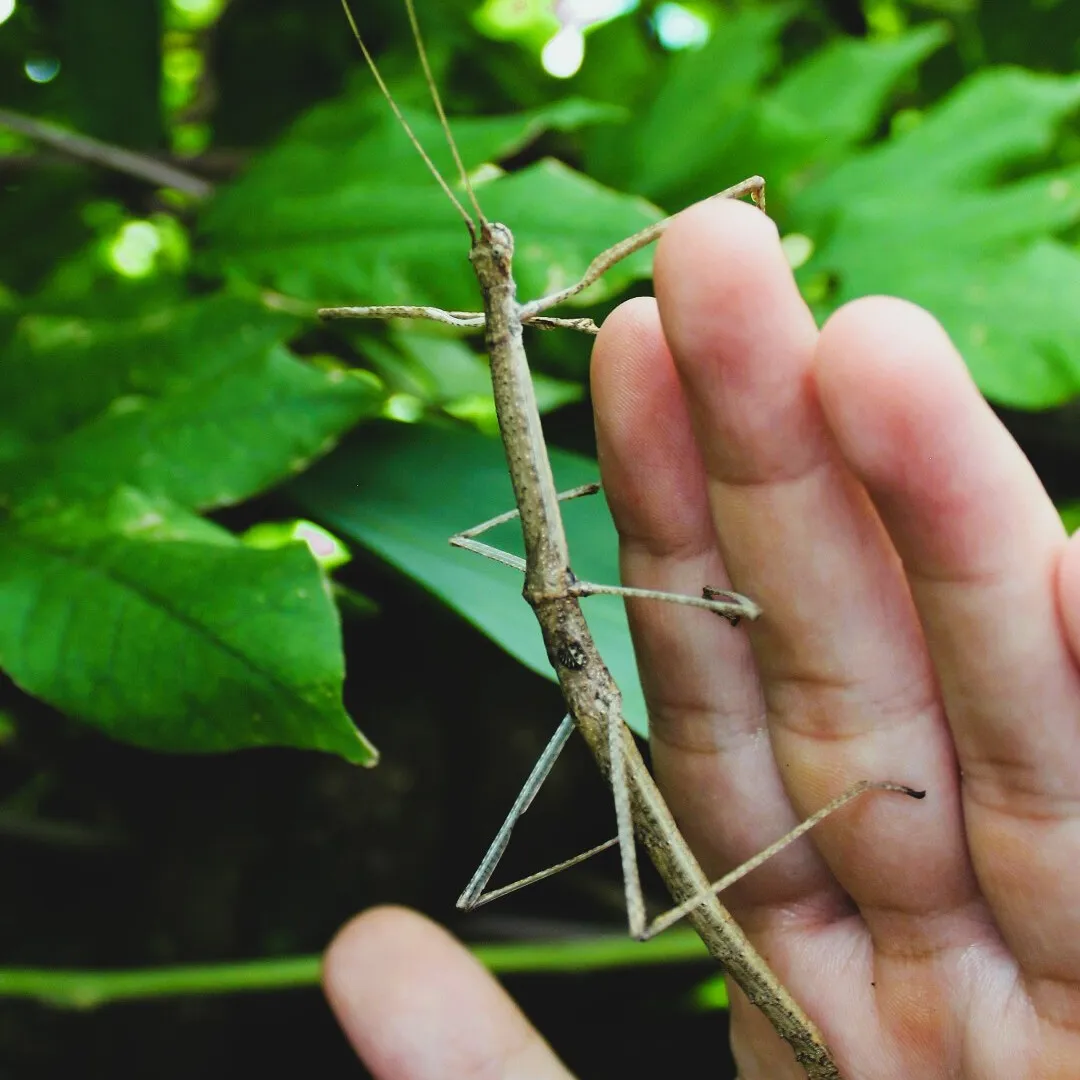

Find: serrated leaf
[200,152,661,314]
[0,295,383,509]
[0,490,375,764]
[791,69,1080,409]
[799,68,1080,219]
[586,6,796,205]
[198,93,639,310]
[0,295,294,455]
[208,90,623,209]
[291,422,651,736]
[766,24,950,150]
[731,23,951,193]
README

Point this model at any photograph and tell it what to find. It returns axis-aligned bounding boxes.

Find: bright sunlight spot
[542,26,585,78]
[242,520,351,571]
[168,0,226,29]
[654,3,710,49]
[560,0,637,23]
[0,0,16,28]
[383,393,424,423]
[107,220,162,279]
[780,233,814,271]
[24,57,60,83]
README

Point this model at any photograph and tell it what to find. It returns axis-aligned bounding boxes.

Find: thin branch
[0,929,709,1009]
[0,108,213,199]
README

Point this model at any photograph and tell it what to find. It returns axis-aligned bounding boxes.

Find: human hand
[324,197,1080,1078]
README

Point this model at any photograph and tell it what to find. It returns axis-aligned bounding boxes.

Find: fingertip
[653,197,787,355]
[591,294,715,557]
[814,295,976,488]
[814,290,1064,582]
[323,907,569,1080]
[591,295,664,450]
[657,195,781,282]
[323,904,447,993]
[649,195,820,485]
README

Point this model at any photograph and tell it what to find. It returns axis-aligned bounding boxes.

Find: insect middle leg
[450,486,760,622]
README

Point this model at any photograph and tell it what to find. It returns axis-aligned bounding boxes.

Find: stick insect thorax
[468,220,576,600]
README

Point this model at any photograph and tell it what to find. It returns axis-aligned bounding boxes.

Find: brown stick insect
[319,3,924,1076]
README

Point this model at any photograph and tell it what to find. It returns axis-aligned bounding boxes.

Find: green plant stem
[0,927,709,1010]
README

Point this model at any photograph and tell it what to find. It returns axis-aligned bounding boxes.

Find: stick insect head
[470,220,514,277]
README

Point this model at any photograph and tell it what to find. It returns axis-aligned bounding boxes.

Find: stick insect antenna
[339,0,477,239]
[402,0,488,228]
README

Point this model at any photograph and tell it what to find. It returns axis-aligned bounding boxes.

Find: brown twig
[0,108,213,199]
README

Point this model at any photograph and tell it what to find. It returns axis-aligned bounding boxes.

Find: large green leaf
[735,23,951,194]
[799,68,1080,215]
[763,24,950,154]
[197,93,655,311]
[589,18,949,212]
[794,69,1080,408]
[0,489,375,764]
[201,156,660,312]
[291,422,652,736]
[585,6,796,204]
[0,295,383,508]
[584,15,949,211]
[0,293,381,760]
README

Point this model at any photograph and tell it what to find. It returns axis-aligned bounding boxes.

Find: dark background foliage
[1,0,1079,1076]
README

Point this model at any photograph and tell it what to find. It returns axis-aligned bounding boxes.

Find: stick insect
[320,4,924,1076]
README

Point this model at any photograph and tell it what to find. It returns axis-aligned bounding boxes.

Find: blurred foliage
[0,0,1078,1042]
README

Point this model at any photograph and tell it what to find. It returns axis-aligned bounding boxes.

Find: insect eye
[489,222,514,254]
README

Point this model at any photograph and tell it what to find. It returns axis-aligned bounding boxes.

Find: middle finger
[651,198,972,944]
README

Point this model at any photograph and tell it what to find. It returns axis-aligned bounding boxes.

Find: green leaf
[792,69,1080,409]
[209,89,623,213]
[198,91,644,310]
[291,422,652,736]
[0,295,294,452]
[201,154,660,313]
[0,295,383,508]
[362,328,582,433]
[799,68,1080,218]
[811,237,1080,408]
[583,18,949,213]
[764,24,950,152]
[0,490,375,764]
[1061,500,1080,535]
[586,6,797,206]
[728,23,950,194]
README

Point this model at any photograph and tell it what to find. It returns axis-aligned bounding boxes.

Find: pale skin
[322,197,1080,1079]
